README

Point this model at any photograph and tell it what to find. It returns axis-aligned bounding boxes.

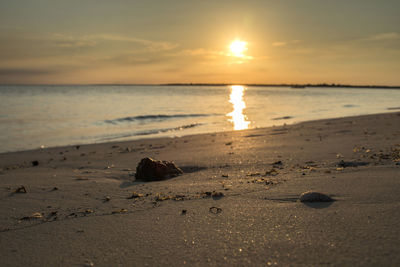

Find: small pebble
[14,185,27,193]
[211,192,224,199]
[127,192,144,199]
[209,207,222,214]
[84,260,94,267]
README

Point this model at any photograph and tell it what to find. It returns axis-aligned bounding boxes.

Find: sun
[229,40,247,57]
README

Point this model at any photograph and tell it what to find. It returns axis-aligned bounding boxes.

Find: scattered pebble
[246,172,261,177]
[84,209,94,214]
[173,194,186,201]
[266,168,278,176]
[154,193,185,201]
[203,191,212,197]
[209,207,222,214]
[181,209,187,215]
[211,192,224,199]
[105,164,114,169]
[337,160,369,168]
[31,160,39,167]
[83,260,94,267]
[127,192,144,199]
[49,211,58,217]
[13,185,27,194]
[251,178,274,185]
[299,191,334,202]
[20,212,43,221]
[112,209,128,214]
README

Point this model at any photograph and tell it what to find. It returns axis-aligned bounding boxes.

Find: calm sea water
[0,85,399,153]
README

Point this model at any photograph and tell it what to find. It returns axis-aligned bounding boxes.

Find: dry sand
[1,112,399,266]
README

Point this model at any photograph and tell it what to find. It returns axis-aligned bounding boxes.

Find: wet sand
[1,112,400,266]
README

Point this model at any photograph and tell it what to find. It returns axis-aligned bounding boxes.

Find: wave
[343,104,358,108]
[272,116,293,120]
[99,123,203,141]
[104,113,218,124]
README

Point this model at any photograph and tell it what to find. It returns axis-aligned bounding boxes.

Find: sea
[1,84,399,153]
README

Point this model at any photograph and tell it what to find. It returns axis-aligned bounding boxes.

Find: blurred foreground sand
[1,112,399,266]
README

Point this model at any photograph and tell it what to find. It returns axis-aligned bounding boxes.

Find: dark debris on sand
[337,160,369,168]
[135,157,183,181]
[13,185,27,194]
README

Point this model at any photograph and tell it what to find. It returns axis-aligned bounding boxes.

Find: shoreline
[1,112,399,266]
[1,111,399,155]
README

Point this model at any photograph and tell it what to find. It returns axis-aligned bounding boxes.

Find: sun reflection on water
[227,85,250,130]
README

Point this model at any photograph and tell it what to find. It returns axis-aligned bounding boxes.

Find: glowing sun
[229,40,247,57]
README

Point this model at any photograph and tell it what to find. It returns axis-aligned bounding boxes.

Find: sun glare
[230,40,247,58]
[227,85,250,130]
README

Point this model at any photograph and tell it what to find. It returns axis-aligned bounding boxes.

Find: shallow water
[0,85,399,153]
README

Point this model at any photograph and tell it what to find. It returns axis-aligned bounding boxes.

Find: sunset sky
[1,0,399,85]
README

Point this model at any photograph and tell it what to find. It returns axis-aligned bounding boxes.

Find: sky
[0,0,399,85]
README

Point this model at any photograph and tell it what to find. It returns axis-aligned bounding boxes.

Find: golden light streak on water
[227,85,250,130]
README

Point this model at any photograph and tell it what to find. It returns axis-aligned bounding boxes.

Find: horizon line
[1,82,400,89]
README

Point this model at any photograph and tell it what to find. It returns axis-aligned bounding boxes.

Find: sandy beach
[1,112,399,266]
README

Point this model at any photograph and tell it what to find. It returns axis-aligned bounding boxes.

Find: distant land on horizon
[161,83,400,89]
[1,83,400,89]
